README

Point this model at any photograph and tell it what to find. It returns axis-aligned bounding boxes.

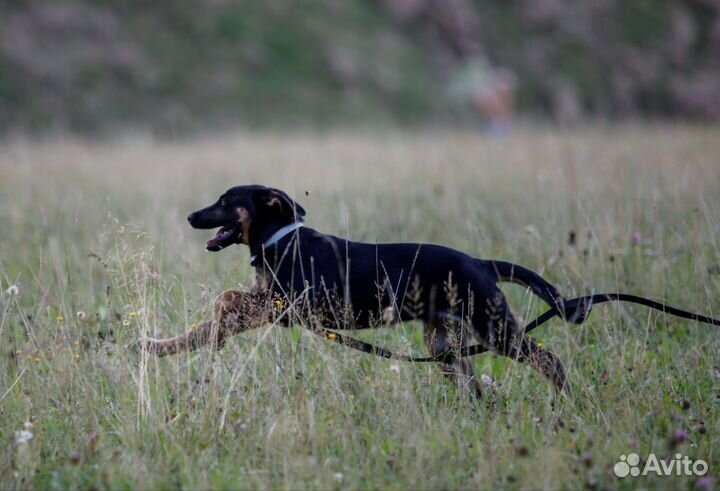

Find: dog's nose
[187,212,196,223]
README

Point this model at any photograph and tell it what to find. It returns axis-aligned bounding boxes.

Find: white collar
[250,222,304,264]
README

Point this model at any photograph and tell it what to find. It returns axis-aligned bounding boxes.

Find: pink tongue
[207,228,232,247]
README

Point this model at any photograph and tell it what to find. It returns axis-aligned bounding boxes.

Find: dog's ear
[262,188,306,220]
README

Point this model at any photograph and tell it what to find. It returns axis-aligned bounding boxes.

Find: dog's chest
[254,268,272,291]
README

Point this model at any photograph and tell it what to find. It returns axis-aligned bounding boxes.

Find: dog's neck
[249,220,304,265]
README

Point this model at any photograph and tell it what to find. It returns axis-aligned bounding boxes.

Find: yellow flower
[537,342,543,348]
[327,332,338,340]
[15,350,22,356]
[74,354,80,361]
[274,299,285,310]
[56,315,65,322]
[190,323,197,330]
[129,311,137,318]
[34,357,41,363]
[123,320,131,328]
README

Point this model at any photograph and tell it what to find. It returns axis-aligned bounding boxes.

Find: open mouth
[206,223,242,251]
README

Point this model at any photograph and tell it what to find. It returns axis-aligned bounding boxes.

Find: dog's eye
[219,198,226,206]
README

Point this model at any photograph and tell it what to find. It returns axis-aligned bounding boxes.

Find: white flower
[76,311,87,320]
[14,430,33,445]
[6,284,19,296]
[480,374,497,388]
[333,472,343,482]
[381,306,396,323]
[389,364,400,374]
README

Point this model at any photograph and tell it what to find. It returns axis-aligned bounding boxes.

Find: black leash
[320,293,720,363]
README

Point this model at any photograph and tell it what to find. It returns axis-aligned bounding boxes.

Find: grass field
[1,126,719,490]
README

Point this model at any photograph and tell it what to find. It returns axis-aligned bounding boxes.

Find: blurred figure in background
[451,57,516,135]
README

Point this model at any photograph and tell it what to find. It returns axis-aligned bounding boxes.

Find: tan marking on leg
[525,342,571,395]
[142,290,270,357]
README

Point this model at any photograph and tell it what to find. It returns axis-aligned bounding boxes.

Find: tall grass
[0,125,718,489]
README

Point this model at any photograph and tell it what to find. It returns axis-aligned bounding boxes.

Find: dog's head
[187,185,305,251]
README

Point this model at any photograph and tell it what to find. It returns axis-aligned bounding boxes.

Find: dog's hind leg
[424,318,483,399]
[483,294,570,394]
[142,290,270,357]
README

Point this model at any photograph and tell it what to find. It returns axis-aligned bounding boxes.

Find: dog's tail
[484,260,591,323]
[485,260,563,306]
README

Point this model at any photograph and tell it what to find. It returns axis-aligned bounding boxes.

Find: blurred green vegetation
[0,0,718,134]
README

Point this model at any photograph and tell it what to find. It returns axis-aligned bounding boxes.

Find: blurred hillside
[1,0,719,134]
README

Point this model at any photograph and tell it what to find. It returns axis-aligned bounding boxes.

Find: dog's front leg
[142,320,217,357]
[142,290,270,357]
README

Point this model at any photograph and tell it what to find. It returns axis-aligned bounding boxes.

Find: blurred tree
[0,0,718,134]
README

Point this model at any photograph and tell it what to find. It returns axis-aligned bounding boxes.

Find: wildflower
[632,231,642,246]
[15,350,22,356]
[87,432,99,453]
[190,323,197,330]
[123,320,131,328]
[75,354,80,361]
[671,428,688,447]
[76,311,87,320]
[480,374,498,388]
[382,306,396,323]
[14,430,33,445]
[537,342,543,348]
[129,311,137,318]
[567,230,576,246]
[274,299,285,310]
[34,356,41,363]
[23,421,34,429]
[696,477,714,491]
[327,332,337,340]
[333,472,343,482]
[389,364,400,374]
[56,315,65,322]
[6,284,19,296]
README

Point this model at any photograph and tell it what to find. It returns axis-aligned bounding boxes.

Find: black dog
[143,185,589,397]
